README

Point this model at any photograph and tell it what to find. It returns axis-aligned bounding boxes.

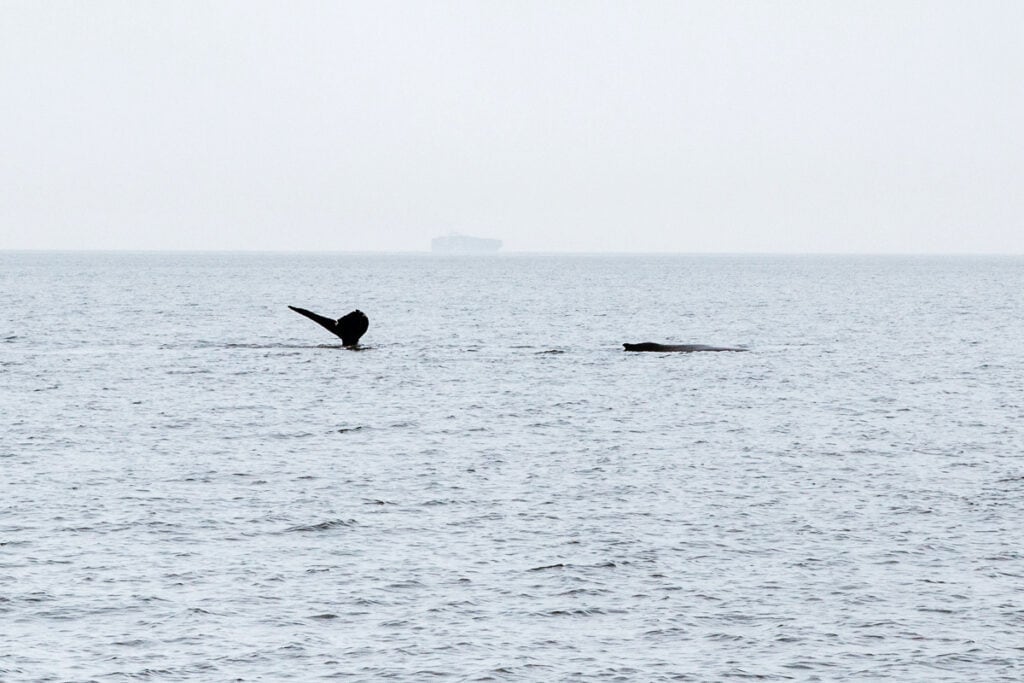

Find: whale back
[623,342,745,352]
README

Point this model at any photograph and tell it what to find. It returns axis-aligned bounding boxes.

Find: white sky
[2,1,1022,253]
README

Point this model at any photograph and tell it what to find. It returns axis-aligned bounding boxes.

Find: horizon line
[1,248,1022,257]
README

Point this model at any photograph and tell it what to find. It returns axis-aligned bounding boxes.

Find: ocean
[2,252,1023,681]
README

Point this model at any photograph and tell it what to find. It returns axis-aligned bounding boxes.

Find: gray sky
[2,1,1022,253]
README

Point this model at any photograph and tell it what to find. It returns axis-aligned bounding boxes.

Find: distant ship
[431,233,503,253]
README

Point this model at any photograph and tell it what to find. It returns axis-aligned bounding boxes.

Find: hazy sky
[2,1,1022,252]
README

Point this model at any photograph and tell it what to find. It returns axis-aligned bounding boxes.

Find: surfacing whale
[623,342,746,353]
[289,306,368,346]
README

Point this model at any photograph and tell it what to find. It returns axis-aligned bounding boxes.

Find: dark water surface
[2,252,1023,681]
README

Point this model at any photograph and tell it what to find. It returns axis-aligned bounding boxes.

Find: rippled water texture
[2,252,1024,681]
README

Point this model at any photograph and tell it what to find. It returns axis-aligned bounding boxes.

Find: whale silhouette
[623,342,746,353]
[289,306,368,346]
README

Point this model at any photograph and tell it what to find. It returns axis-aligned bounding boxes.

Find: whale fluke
[623,342,746,353]
[289,306,368,346]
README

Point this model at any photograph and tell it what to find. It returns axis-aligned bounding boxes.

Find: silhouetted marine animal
[289,306,368,346]
[623,342,747,353]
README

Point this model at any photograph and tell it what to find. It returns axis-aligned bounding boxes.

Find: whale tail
[289,306,368,346]
[336,310,369,346]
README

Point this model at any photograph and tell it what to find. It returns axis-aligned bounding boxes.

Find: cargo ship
[431,233,503,253]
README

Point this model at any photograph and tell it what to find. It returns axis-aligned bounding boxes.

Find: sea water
[2,252,1023,681]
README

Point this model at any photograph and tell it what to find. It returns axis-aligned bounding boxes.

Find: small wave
[529,563,566,572]
[222,342,299,349]
[385,580,424,590]
[284,519,357,533]
[538,608,617,617]
[557,587,612,596]
[268,431,316,439]
[205,342,371,351]
[354,597,386,606]
[111,638,150,647]
[527,561,616,572]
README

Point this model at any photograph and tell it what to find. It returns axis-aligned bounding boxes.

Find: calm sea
[2,252,1023,681]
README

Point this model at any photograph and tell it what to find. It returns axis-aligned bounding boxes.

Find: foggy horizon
[3,2,1022,254]
[4,246,1024,256]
